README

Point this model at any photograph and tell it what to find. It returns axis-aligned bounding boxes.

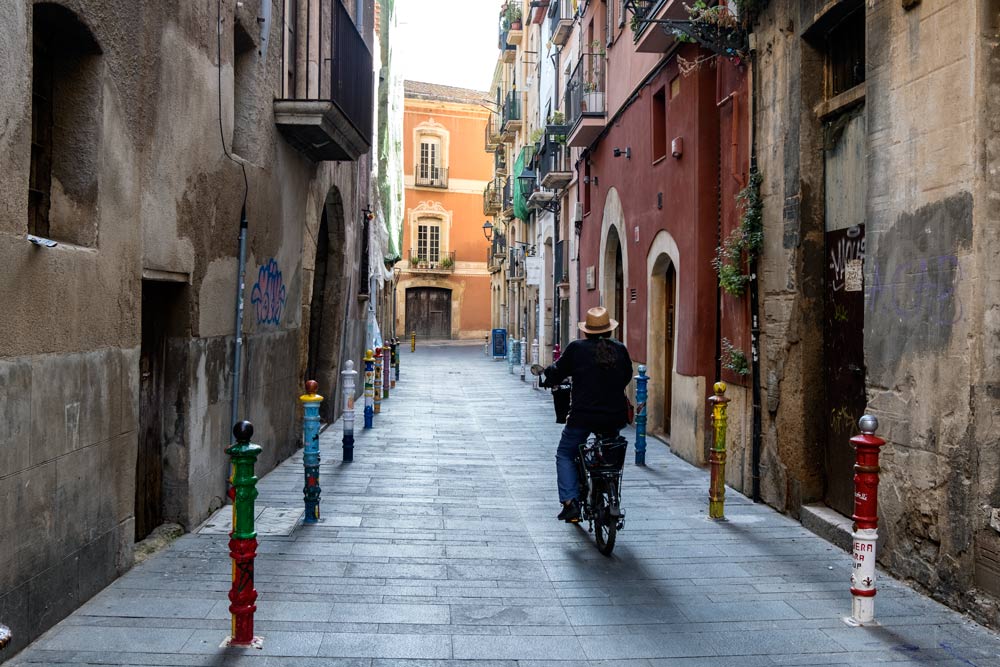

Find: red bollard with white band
[847,414,886,626]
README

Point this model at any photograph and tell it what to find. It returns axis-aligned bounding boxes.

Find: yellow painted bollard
[708,382,730,520]
[411,330,416,353]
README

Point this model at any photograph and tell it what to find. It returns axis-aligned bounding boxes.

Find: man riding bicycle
[539,307,633,523]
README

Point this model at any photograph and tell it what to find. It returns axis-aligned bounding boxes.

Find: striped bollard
[847,415,886,626]
[382,346,391,399]
[520,337,527,381]
[223,421,262,648]
[508,338,517,374]
[342,360,357,462]
[634,365,648,466]
[299,381,322,523]
[373,347,383,415]
[411,330,416,352]
[363,349,374,429]
[708,382,730,520]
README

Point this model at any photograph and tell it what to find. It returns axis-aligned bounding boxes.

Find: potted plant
[409,254,420,267]
[507,3,523,30]
[440,255,454,269]
[581,41,605,112]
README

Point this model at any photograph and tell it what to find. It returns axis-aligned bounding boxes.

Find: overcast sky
[395,0,500,92]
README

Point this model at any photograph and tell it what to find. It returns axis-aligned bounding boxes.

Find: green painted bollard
[708,382,730,520]
[382,346,391,399]
[224,420,262,648]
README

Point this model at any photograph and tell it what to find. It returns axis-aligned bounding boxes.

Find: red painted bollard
[224,420,263,648]
[847,414,886,626]
[0,624,11,651]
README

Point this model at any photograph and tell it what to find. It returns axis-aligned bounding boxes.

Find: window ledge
[814,82,866,121]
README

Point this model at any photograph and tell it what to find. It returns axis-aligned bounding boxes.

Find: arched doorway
[304,188,347,422]
[603,226,625,342]
[649,256,677,436]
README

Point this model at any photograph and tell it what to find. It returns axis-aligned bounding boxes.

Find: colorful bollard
[373,346,383,415]
[224,421,262,648]
[391,339,399,387]
[847,415,886,626]
[342,360,357,462]
[520,337,527,381]
[553,343,561,362]
[508,338,517,374]
[634,365,648,466]
[299,380,323,523]
[708,382,730,520]
[411,330,416,352]
[382,346,391,399]
[363,349,374,429]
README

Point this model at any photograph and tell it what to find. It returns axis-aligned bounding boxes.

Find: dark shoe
[558,500,581,523]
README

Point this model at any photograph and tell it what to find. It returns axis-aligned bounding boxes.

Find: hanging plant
[712,168,763,297]
[721,337,750,376]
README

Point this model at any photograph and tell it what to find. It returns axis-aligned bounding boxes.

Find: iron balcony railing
[628,0,660,37]
[503,90,521,127]
[547,0,575,41]
[537,126,569,186]
[488,233,507,271]
[415,166,448,189]
[495,149,508,174]
[409,248,456,272]
[485,113,502,151]
[279,0,374,143]
[483,180,502,215]
[565,52,606,129]
[502,178,513,211]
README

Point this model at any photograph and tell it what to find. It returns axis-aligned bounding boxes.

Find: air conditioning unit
[573,202,584,224]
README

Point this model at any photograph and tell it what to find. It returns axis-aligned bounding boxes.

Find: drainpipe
[231,204,248,440]
[748,39,762,503]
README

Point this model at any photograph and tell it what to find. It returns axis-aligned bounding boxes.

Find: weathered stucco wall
[0,0,372,655]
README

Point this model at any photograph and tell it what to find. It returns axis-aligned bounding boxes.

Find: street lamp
[482,220,494,242]
[517,169,537,203]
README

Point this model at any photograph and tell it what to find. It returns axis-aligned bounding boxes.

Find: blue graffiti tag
[250,258,287,325]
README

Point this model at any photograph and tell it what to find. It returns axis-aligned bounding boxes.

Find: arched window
[412,119,449,188]
[418,136,442,183]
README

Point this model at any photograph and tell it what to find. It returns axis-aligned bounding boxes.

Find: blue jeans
[556,426,620,503]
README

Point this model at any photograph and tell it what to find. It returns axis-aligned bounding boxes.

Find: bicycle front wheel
[593,479,617,556]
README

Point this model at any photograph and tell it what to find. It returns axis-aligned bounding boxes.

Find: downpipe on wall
[231,206,248,441]
[748,38,762,503]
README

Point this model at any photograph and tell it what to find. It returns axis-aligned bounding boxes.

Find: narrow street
[9,344,1000,666]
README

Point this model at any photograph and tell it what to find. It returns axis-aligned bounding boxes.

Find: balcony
[502,178,514,218]
[547,0,574,46]
[630,0,687,53]
[565,53,606,148]
[502,91,522,139]
[274,0,373,162]
[498,11,518,63]
[484,180,502,216]
[537,126,572,190]
[415,166,448,189]
[485,113,502,152]
[488,233,507,273]
[408,249,456,273]
[495,149,508,176]
[502,1,524,45]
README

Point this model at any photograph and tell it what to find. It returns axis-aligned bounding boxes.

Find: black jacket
[543,337,633,432]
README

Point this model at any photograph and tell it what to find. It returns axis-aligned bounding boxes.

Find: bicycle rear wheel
[593,479,617,556]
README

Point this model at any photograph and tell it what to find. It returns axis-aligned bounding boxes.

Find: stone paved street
[9,344,1000,666]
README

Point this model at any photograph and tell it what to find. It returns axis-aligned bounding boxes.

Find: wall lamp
[613,147,631,159]
[482,220,494,241]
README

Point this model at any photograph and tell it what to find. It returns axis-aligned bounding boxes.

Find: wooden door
[663,264,676,435]
[823,107,867,516]
[136,281,178,541]
[614,243,624,342]
[405,287,452,339]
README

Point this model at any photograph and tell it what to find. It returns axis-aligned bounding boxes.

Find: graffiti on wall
[251,258,287,325]
[829,233,865,293]
[869,254,963,325]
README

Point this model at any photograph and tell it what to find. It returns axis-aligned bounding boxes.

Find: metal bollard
[382,346,391,399]
[390,339,399,387]
[508,338,517,374]
[363,349,374,429]
[708,382,730,520]
[847,415,886,626]
[342,360,357,462]
[224,421,262,648]
[520,337,527,381]
[373,346,383,415]
[634,365,648,466]
[299,381,323,523]
[411,330,416,352]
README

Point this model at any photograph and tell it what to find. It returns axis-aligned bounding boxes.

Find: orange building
[398,81,493,340]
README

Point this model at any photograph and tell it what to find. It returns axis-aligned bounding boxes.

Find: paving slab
[7,344,1000,666]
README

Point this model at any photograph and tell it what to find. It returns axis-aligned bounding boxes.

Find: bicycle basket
[582,436,628,471]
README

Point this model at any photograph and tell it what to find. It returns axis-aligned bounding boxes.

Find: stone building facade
[748,0,1000,628]
[0,0,385,653]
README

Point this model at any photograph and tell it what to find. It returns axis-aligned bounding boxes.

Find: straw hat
[578,306,618,334]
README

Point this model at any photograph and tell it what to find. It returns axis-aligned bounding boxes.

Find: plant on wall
[711,168,763,296]
[721,337,750,376]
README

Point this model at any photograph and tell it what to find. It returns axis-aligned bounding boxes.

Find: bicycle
[577,433,628,556]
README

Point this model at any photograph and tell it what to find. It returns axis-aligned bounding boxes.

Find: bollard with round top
[382,346,391,399]
[708,382,730,520]
[411,330,416,353]
[224,420,262,648]
[363,350,375,429]
[342,360,357,461]
[634,365,649,466]
[373,346,383,415]
[299,380,323,523]
[390,338,399,386]
[847,414,886,626]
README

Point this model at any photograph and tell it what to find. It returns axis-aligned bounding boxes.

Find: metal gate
[405,287,452,339]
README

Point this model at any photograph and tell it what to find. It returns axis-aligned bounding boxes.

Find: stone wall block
[15,461,58,579]
[102,432,138,527]
[27,553,80,641]
[54,442,103,553]
[0,357,32,479]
